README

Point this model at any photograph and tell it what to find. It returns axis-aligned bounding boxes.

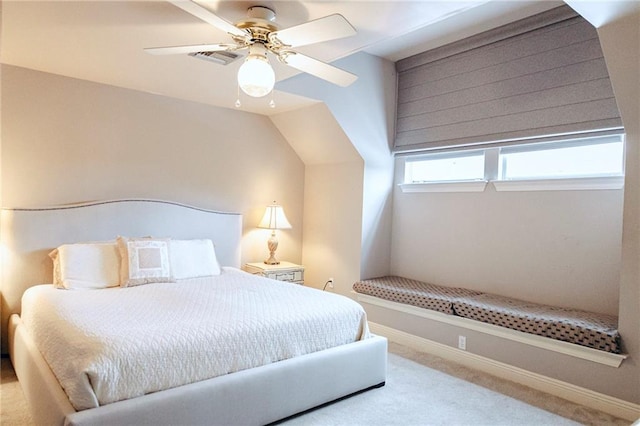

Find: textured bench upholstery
[353,276,621,354]
[352,275,482,315]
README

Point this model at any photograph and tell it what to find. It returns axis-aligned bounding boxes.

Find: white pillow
[117,236,173,287]
[170,239,221,279]
[49,242,120,290]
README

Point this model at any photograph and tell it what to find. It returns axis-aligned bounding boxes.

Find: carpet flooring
[1,342,630,425]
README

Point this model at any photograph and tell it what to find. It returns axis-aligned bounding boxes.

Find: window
[404,151,485,183]
[401,150,487,193]
[400,133,625,193]
[498,135,625,180]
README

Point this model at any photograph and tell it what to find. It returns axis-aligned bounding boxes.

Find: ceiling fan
[146,1,358,99]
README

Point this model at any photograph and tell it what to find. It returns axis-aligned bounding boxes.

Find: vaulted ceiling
[1,1,564,115]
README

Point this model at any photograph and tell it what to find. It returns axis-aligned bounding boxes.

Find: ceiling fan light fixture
[237,44,275,98]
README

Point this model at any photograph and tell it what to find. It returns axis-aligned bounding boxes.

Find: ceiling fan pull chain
[269,91,276,108]
[235,83,242,108]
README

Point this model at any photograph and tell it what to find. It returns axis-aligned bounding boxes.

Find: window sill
[493,176,624,192]
[399,181,488,193]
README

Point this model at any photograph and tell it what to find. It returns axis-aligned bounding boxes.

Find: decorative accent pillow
[170,239,221,279]
[117,236,173,287]
[49,242,120,290]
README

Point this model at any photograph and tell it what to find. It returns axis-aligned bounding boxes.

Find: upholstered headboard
[0,199,242,353]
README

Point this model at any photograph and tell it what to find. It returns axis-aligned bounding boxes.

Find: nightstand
[243,261,305,285]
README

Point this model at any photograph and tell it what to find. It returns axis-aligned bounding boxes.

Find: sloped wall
[592,7,640,405]
[273,52,396,294]
[270,104,363,291]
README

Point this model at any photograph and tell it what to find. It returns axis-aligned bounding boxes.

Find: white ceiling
[1,0,563,115]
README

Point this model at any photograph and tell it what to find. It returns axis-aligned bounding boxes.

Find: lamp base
[264,231,280,265]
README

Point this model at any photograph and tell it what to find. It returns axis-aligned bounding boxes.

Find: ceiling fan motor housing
[236,6,279,45]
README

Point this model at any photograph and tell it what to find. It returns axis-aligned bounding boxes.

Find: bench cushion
[353,276,621,354]
[353,276,482,315]
[453,293,621,354]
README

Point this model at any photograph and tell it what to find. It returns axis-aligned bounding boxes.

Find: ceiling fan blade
[169,0,248,39]
[270,14,356,48]
[279,51,357,87]
[145,43,238,55]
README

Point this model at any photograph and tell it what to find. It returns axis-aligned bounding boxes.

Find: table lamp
[258,202,292,265]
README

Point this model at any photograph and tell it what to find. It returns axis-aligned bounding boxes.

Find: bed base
[269,381,386,425]
[9,314,387,426]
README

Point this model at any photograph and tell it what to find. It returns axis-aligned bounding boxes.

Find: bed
[2,199,387,426]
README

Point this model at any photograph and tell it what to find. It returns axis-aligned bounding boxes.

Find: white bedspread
[21,268,370,411]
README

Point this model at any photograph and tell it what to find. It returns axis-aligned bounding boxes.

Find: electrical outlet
[458,335,466,350]
[328,277,334,289]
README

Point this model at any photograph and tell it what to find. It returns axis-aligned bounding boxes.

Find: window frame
[399,133,625,193]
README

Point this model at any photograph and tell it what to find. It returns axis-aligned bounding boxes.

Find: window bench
[353,276,626,367]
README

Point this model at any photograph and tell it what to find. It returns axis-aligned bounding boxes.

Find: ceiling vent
[189,51,242,65]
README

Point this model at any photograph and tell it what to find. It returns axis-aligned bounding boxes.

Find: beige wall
[270,103,363,291]
[391,164,624,315]
[302,162,364,293]
[0,65,305,267]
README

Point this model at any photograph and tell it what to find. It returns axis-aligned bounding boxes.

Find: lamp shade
[258,203,292,230]
[237,44,275,98]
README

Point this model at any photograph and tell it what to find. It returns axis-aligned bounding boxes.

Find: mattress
[21,268,370,411]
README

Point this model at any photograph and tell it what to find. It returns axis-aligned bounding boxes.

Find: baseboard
[371,322,640,422]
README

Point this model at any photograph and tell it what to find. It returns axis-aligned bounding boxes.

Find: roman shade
[394,6,623,153]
